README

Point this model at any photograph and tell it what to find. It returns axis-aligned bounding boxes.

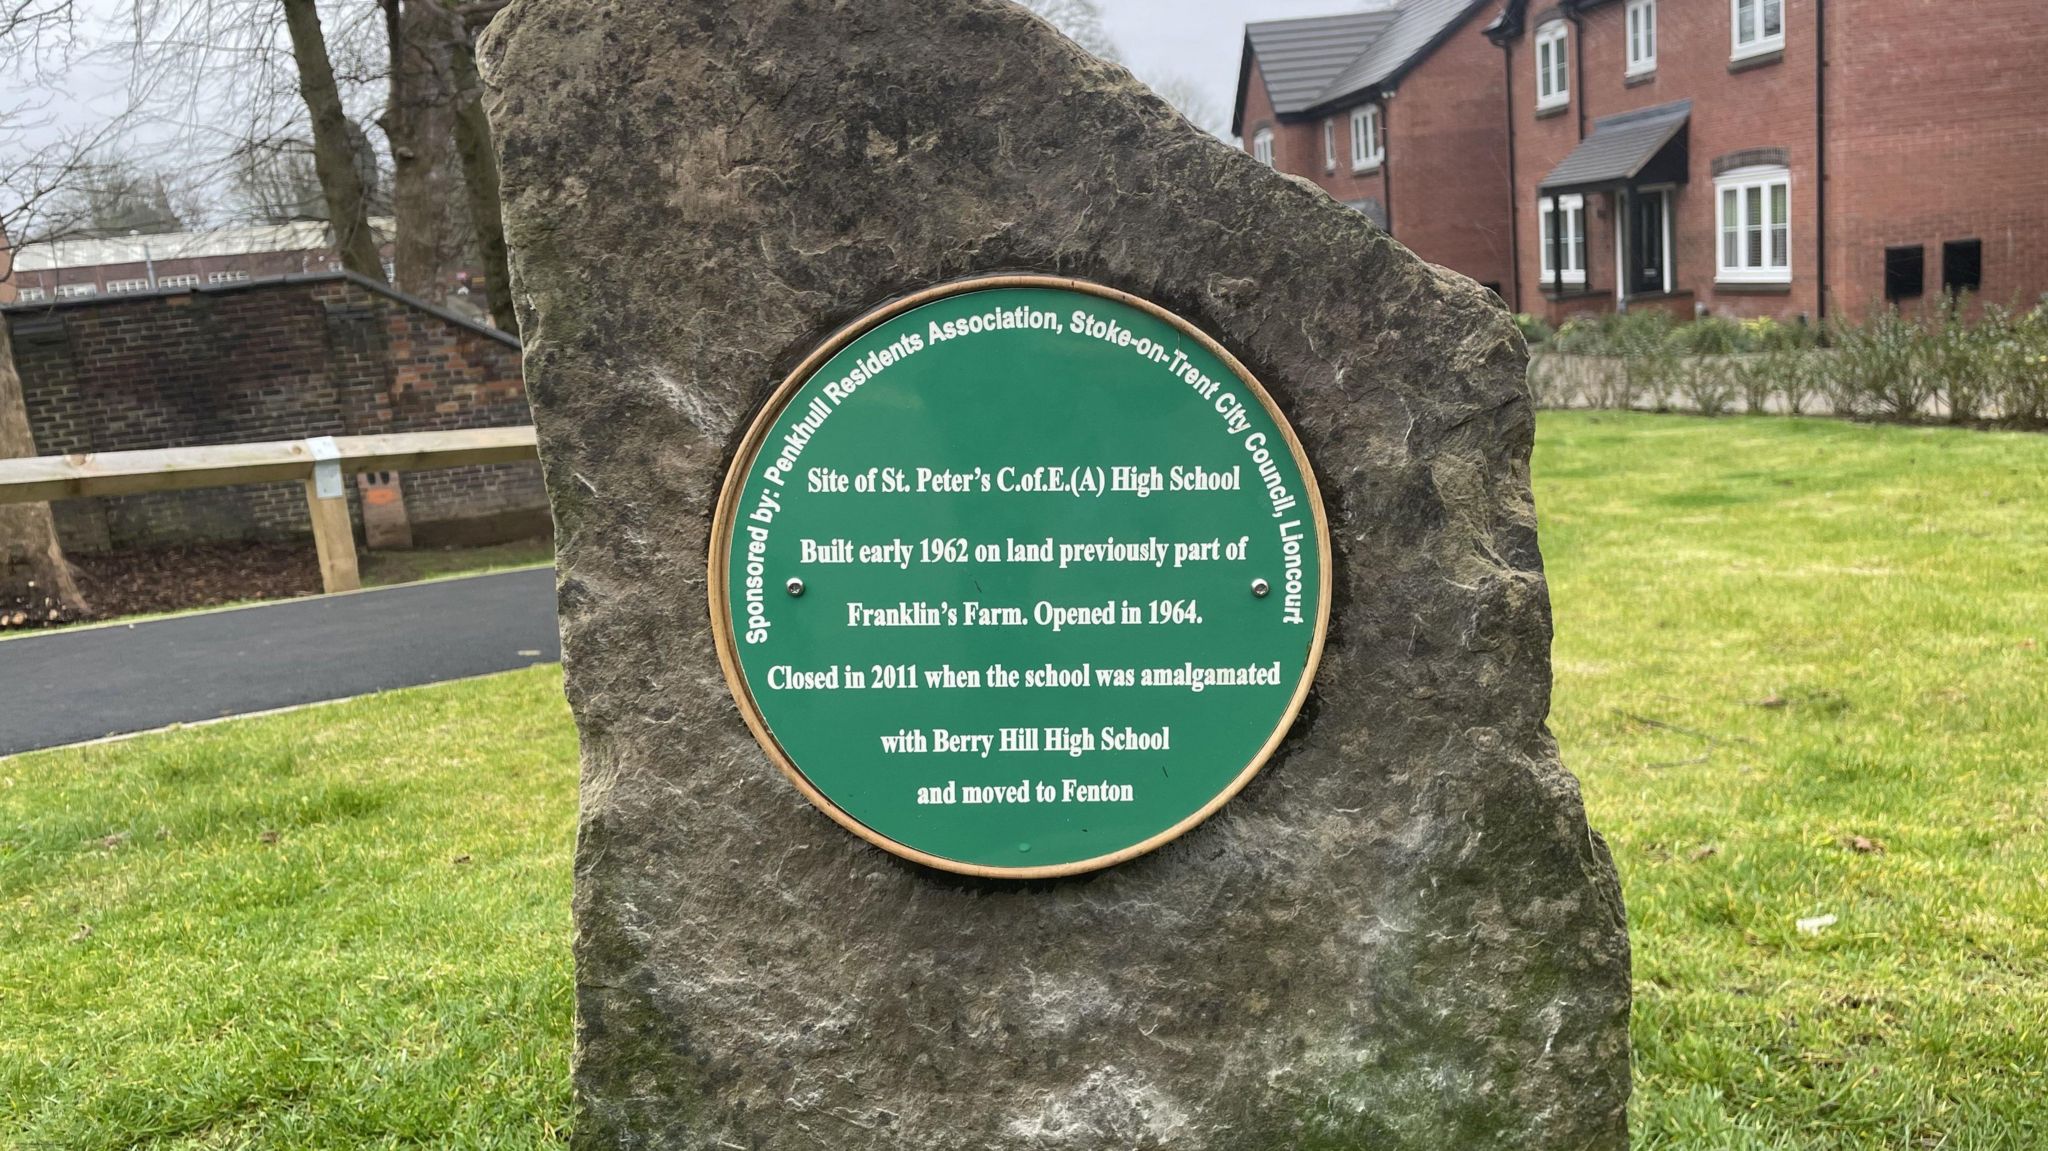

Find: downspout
[1568,5,1586,142]
[1815,0,1829,321]
[1504,44,1521,311]
[1381,95,1394,237]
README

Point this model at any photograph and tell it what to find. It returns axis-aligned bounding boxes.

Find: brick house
[2,272,547,555]
[1239,0,2048,323]
[1233,0,1514,296]
[9,222,366,302]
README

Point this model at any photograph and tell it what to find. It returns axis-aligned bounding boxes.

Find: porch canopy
[1539,99,1691,193]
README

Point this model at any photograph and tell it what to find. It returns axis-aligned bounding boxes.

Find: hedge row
[1519,301,2048,424]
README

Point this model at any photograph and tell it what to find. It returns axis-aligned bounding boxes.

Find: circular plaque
[711,276,1329,877]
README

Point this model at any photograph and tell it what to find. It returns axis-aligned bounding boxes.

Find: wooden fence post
[304,437,361,593]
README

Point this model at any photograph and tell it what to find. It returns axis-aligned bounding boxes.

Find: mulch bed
[1,542,323,632]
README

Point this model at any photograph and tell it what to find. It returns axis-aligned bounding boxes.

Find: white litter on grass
[1796,913,1838,936]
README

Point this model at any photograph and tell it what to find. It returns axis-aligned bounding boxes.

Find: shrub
[1987,304,2048,425]
[1551,315,1611,356]
[1512,312,1554,349]
[1680,315,1745,355]
[1827,307,1931,419]
[1733,352,1780,414]
[1929,294,1987,422]
[1681,356,1737,416]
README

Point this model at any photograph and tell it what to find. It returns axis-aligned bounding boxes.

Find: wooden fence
[0,427,541,593]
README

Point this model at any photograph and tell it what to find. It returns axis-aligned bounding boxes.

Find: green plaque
[712,277,1328,877]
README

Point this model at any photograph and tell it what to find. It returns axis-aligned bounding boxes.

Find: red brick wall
[4,275,545,553]
[1239,10,1514,293]
[1508,0,1822,323]
[1384,5,1514,293]
[1239,60,1325,184]
[1826,0,2048,317]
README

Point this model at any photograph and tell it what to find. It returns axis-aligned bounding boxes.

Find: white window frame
[1251,128,1275,167]
[1350,104,1383,172]
[107,278,151,293]
[1538,194,1587,286]
[1626,0,1657,75]
[208,270,252,284]
[1731,0,1784,61]
[1535,21,1570,110]
[1714,165,1792,284]
[17,287,47,302]
[157,273,200,288]
[55,283,97,298]
[1323,119,1337,172]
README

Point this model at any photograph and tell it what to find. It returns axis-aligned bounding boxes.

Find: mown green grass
[0,669,578,1148]
[2,412,2043,1148]
[1540,413,2048,1149]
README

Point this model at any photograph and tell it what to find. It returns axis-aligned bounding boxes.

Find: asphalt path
[0,566,560,758]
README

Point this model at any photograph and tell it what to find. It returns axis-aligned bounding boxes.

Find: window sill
[1351,160,1384,175]
[1728,46,1783,73]
[1714,279,1793,294]
[1624,68,1656,87]
[1535,101,1570,119]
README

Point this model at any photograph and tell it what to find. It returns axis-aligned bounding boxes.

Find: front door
[1629,190,1669,296]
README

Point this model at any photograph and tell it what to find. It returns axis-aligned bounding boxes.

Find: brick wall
[1383,4,1514,294]
[1826,0,2048,317]
[1492,0,2045,324]
[1239,61,1323,186]
[1240,9,1516,294]
[4,274,545,554]
[1508,0,1822,323]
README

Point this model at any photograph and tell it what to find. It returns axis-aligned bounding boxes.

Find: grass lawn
[357,539,556,589]
[3,412,2043,1148]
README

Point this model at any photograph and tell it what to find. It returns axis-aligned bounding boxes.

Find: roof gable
[1235,1,1494,134]
[1242,9,1400,125]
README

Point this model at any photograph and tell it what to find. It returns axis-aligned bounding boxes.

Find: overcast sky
[2,0,1370,222]
[1103,0,1371,129]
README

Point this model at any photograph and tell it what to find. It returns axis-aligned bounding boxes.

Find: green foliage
[1540,303,2047,425]
[1512,312,1555,349]
[1677,315,1744,355]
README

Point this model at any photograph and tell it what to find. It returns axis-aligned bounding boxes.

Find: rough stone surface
[482,2,1631,1147]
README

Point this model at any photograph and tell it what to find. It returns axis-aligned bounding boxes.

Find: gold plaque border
[707,275,1333,879]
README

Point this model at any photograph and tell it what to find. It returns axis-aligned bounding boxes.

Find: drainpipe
[1815,0,1829,321]
[1568,5,1586,143]
[1381,94,1394,237]
[1503,44,1521,312]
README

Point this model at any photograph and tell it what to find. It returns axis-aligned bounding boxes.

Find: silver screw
[1251,578,1270,598]
[786,577,805,597]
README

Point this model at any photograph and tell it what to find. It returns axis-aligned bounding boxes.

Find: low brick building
[2,272,547,555]
[1238,0,2048,323]
[1233,0,1514,296]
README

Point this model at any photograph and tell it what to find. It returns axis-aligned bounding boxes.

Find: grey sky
[3,0,1366,221]
[1103,0,1371,131]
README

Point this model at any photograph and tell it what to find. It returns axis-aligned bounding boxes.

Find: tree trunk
[0,318,87,624]
[383,0,463,300]
[282,0,387,282]
[450,30,516,332]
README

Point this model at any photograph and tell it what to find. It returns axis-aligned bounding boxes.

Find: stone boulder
[482,1,1631,1147]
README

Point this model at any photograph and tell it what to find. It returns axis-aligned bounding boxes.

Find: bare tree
[448,10,512,330]
[1143,73,1229,139]
[1,0,92,622]
[1017,0,1120,62]
[36,154,188,238]
[283,0,386,278]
